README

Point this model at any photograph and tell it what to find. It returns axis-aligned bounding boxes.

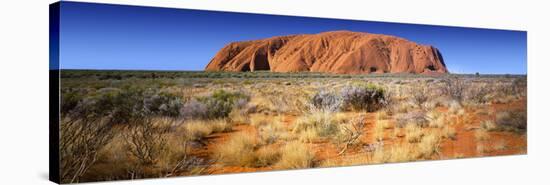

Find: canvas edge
[49,1,61,184]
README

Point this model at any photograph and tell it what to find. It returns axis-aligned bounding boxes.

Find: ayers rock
[205,31,447,74]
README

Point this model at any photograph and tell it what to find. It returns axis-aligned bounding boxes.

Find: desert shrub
[180,99,208,120]
[123,119,167,165]
[61,89,87,114]
[395,111,428,128]
[511,78,527,96]
[142,91,183,117]
[465,84,490,104]
[60,87,165,182]
[60,88,169,182]
[266,88,309,115]
[233,98,249,110]
[410,85,430,109]
[275,141,315,169]
[200,98,234,119]
[442,77,466,103]
[92,124,208,180]
[69,88,139,124]
[340,83,386,112]
[60,118,115,183]
[392,100,415,114]
[68,87,183,125]
[336,115,366,154]
[180,90,249,120]
[495,111,527,133]
[98,73,122,80]
[197,89,249,119]
[85,135,134,181]
[311,90,342,112]
[381,90,396,113]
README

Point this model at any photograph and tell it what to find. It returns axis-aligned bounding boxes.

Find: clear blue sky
[58,1,527,74]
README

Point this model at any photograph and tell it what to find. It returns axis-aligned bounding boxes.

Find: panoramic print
[51,1,527,183]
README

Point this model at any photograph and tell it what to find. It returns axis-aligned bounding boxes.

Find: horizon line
[56,68,527,75]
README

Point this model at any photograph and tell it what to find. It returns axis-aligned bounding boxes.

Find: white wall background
[0,0,548,184]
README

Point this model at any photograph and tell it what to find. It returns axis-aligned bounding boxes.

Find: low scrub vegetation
[341,83,386,112]
[495,111,527,132]
[275,141,316,169]
[59,70,527,182]
[215,132,259,167]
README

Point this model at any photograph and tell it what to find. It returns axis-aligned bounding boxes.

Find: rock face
[205,31,447,74]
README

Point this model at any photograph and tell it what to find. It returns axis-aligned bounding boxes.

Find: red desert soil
[205,31,448,74]
[191,100,526,174]
[440,99,527,158]
[191,124,274,174]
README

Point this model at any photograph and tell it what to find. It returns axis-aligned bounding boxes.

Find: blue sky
[58,2,527,74]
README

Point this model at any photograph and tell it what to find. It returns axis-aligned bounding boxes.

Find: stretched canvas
[50,1,527,184]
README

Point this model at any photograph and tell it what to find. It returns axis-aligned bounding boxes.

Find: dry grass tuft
[275,141,315,169]
[215,132,258,167]
[257,118,293,144]
[210,119,233,133]
[476,143,488,155]
[416,132,441,159]
[493,140,508,151]
[480,120,497,131]
[180,119,233,141]
[250,114,270,127]
[441,125,457,140]
[427,110,445,128]
[255,145,282,167]
[374,120,391,141]
[377,110,391,120]
[387,143,415,163]
[474,129,490,142]
[447,101,465,116]
[292,111,343,140]
[321,155,370,167]
[229,108,250,124]
[299,128,320,143]
[405,123,424,143]
[182,120,214,141]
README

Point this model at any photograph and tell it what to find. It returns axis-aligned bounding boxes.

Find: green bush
[495,110,527,133]
[67,87,183,124]
[341,83,386,112]
[197,90,249,119]
[143,91,183,117]
[61,89,87,114]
